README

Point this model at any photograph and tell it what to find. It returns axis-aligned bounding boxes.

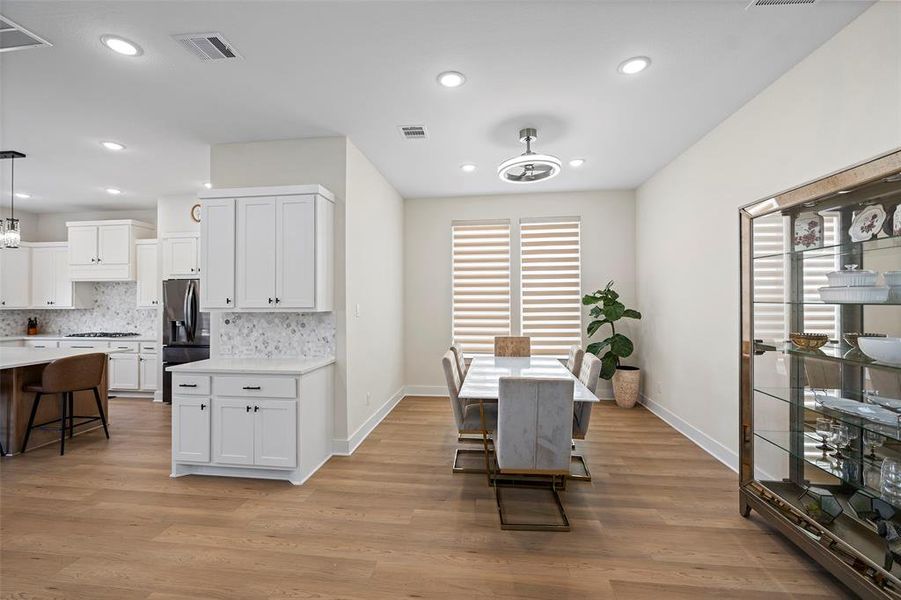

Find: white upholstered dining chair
[565,345,584,376]
[442,350,496,475]
[571,352,601,481]
[494,376,574,531]
[450,343,467,380]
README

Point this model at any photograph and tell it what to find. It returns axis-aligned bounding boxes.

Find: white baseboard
[332,386,406,456]
[639,393,738,472]
[403,385,446,397]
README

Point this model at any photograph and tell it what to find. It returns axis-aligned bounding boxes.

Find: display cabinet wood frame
[740,148,901,599]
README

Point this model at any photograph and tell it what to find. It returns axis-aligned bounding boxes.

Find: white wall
[404,189,636,397]
[27,208,156,242]
[635,1,901,470]
[343,141,405,439]
[157,194,200,236]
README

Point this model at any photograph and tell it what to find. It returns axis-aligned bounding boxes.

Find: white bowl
[885,271,901,287]
[826,265,877,287]
[859,337,901,366]
[818,286,890,303]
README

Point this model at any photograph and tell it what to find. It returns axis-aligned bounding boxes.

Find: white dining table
[458,356,598,402]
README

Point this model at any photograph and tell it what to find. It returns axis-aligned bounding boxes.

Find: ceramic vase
[612,366,640,408]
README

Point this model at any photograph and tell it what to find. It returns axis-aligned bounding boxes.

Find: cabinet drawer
[213,375,297,399]
[108,341,140,353]
[139,342,158,354]
[24,340,59,349]
[59,341,109,349]
[173,374,211,395]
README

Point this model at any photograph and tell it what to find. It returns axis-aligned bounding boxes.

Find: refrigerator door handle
[184,280,197,343]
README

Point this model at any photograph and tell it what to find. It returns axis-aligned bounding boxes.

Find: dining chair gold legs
[493,474,571,532]
[452,446,493,473]
[569,454,592,482]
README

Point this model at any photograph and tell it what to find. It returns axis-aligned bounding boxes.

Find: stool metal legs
[21,387,109,455]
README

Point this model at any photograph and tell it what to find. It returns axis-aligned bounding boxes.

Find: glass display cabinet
[740,149,901,598]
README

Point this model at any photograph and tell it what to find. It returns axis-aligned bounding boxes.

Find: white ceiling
[0,0,872,213]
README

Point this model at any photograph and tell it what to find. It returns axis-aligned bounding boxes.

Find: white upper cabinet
[0,247,31,309]
[162,235,199,279]
[66,220,155,281]
[135,240,160,308]
[201,198,236,309]
[30,244,92,309]
[200,185,333,312]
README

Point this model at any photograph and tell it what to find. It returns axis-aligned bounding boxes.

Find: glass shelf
[755,386,901,443]
[756,342,901,374]
[753,233,901,261]
[753,299,901,306]
[755,429,896,509]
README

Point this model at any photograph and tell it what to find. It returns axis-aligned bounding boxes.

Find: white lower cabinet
[139,353,159,392]
[173,396,211,463]
[108,353,140,390]
[169,363,333,484]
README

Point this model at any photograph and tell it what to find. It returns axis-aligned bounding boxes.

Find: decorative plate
[849,204,886,242]
[894,204,901,236]
[793,211,824,251]
[191,203,201,223]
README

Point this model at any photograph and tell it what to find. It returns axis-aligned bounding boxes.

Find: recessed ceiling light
[101,141,126,151]
[460,164,476,173]
[101,34,143,57]
[106,187,122,195]
[203,182,212,189]
[15,192,30,199]
[437,71,466,88]
[617,56,651,75]
[569,158,585,168]
[837,190,851,194]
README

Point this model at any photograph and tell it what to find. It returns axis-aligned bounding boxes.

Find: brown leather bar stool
[21,353,110,455]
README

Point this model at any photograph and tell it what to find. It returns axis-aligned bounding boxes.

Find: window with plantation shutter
[452,221,512,355]
[520,218,582,358]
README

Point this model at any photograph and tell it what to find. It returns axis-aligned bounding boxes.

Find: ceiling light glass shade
[497,128,561,184]
[3,218,20,248]
[101,35,143,56]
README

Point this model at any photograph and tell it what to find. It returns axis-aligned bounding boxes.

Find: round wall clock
[191,203,201,223]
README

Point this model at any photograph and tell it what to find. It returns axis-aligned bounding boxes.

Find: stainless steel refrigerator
[162,279,210,403]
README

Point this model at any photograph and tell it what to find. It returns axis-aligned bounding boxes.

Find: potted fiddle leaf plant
[583,281,642,408]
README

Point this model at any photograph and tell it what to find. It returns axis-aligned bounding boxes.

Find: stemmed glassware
[815,417,833,452]
[830,422,850,459]
[864,429,885,460]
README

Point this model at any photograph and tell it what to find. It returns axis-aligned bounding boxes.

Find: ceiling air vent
[398,125,428,140]
[173,32,242,60]
[747,0,817,7]
[0,15,51,53]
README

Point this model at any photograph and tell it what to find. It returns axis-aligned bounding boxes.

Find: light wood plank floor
[1,396,849,599]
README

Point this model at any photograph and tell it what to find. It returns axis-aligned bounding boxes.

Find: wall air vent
[746,0,817,7]
[173,32,242,60]
[398,125,428,140]
[0,15,51,53]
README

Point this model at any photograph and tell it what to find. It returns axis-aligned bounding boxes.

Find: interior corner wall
[343,141,405,440]
[634,1,901,470]
[403,189,636,397]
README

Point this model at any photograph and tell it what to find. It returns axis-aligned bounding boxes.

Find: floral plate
[849,204,886,242]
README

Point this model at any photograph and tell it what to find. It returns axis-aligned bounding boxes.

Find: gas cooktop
[66,332,141,338]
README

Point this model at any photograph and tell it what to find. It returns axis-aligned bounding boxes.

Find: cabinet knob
[268,298,273,304]
[91,258,96,263]
[97,257,102,263]
[246,405,252,412]
[190,268,195,272]
[200,403,206,411]
[275,297,280,304]
[254,406,260,412]
[225,298,232,304]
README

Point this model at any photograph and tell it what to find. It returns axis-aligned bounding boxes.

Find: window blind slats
[520,219,581,359]
[452,222,512,355]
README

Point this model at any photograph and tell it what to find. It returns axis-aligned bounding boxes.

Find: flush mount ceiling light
[569,158,585,168]
[101,34,143,56]
[617,56,651,75]
[437,71,466,88]
[460,164,476,173]
[101,141,126,151]
[106,187,122,195]
[497,128,561,185]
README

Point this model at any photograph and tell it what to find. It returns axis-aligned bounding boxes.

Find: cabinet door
[136,243,159,307]
[212,398,255,465]
[276,196,315,309]
[173,396,210,463]
[236,197,277,308]
[108,354,140,390]
[52,247,73,307]
[139,353,159,392]
[163,237,198,278]
[68,226,97,266]
[98,224,130,265]
[31,247,55,307]
[253,399,297,468]
[0,247,31,308]
[202,199,236,309]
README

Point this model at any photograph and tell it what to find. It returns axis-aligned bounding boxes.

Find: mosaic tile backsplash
[0,282,158,337]
[217,312,335,358]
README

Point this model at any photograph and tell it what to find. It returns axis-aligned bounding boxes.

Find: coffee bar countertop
[166,356,336,376]
[0,334,157,343]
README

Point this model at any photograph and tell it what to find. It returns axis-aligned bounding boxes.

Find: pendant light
[497,128,561,184]
[0,151,25,248]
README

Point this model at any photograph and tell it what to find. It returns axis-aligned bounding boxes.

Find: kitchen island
[167,357,335,484]
[0,347,119,455]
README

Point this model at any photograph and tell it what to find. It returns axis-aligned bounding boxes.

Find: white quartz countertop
[0,334,157,342]
[166,356,335,376]
[0,347,127,370]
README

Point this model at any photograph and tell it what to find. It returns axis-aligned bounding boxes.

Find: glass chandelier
[1,151,25,249]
